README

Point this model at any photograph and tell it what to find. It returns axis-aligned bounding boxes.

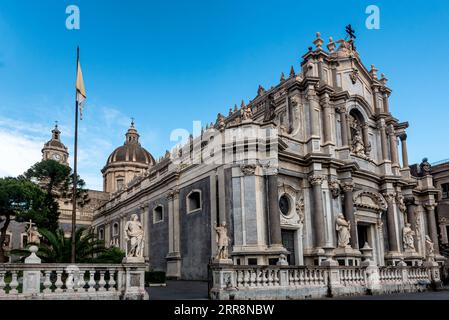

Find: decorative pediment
[353,190,387,212]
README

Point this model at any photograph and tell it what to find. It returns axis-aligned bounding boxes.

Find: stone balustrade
[209,263,441,300]
[0,263,148,300]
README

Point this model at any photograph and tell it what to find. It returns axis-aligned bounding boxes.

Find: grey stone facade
[91,32,446,281]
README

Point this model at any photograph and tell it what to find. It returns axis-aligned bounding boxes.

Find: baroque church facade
[91,33,445,280]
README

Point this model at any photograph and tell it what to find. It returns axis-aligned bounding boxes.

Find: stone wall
[179,177,211,280]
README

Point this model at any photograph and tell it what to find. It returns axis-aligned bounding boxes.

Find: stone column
[362,123,371,156]
[384,193,399,252]
[425,205,440,255]
[309,175,326,248]
[399,134,409,168]
[267,174,282,247]
[140,204,150,262]
[342,181,358,249]
[167,196,174,253]
[338,106,349,147]
[172,190,180,253]
[382,92,390,114]
[321,94,332,144]
[307,87,320,138]
[388,125,399,167]
[379,120,389,161]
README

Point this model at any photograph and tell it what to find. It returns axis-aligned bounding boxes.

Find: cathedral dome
[104,121,155,168]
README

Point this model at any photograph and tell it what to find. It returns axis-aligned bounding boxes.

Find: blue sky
[0,0,448,190]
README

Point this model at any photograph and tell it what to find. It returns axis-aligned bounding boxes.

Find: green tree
[0,177,48,262]
[23,160,90,232]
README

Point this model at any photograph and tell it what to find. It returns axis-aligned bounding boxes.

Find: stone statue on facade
[214,222,230,261]
[124,214,145,260]
[425,235,434,258]
[215,113,226,130]
[241,104,253,122]
[351,132,365,157]
[336,214,351,248]
[420,158,431,176]
[402,223,415,251]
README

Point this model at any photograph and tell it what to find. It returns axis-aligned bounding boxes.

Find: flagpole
[71,46,80,263]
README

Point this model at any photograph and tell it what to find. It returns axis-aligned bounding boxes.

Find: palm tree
[11,227,108,263]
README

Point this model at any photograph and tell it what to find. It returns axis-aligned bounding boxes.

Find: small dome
[104,121,155,167]
[106,144,155,165]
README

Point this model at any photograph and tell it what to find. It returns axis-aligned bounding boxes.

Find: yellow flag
[76,60,86,119]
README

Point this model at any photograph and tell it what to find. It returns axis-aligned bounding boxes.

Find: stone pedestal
[334,247,361,266]
[166,252,182,279]
[384,251,403,266]
[403,250,422,266]
[122,256,145,263]
[122,264,148,300]
[212,258,234,265]
[23,246,41,295]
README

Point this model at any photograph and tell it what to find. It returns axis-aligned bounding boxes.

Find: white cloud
[0,129,42,177]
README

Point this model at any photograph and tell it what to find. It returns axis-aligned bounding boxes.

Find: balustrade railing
[210,263,439,300]
[0,263,147,300]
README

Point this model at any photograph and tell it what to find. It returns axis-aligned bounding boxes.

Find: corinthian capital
[308,175,324,186]
[382,192,396,203]
[167,188,180,200]
[341,181,354,193]
[319,94,330,106]
[336,105,347,114]
[425,204,436,212]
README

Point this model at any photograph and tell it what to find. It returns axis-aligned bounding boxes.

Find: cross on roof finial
[55,120,58,128]
[131,117,135,127]
[345,24,356,40]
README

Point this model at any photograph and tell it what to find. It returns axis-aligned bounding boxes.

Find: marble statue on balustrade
[28,226,42,245]
[123,214,145,262]
[402,223,415,252]
[26,220,42,245]
[214,222,232,264]
[336,214,351,248]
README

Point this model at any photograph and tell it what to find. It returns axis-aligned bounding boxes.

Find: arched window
[187,190,202,213]
[153,205,164,223]
[98,228,104,240]
[112,222,119,236]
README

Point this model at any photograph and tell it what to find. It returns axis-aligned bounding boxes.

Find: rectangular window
[117,179,124,190]
[153,205,164,223]
[21,234,28,248]
[442,183,449,199]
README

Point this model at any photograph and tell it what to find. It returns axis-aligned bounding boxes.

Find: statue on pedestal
[402,223,415,251]
[214,222,230,260]
[26,220,41,245]
[336,214,351,248]
[124,214,145,258]
[351,132,365,157]
[425,235,434,258]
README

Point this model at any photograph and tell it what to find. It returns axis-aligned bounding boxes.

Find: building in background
[0,125,109,259]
